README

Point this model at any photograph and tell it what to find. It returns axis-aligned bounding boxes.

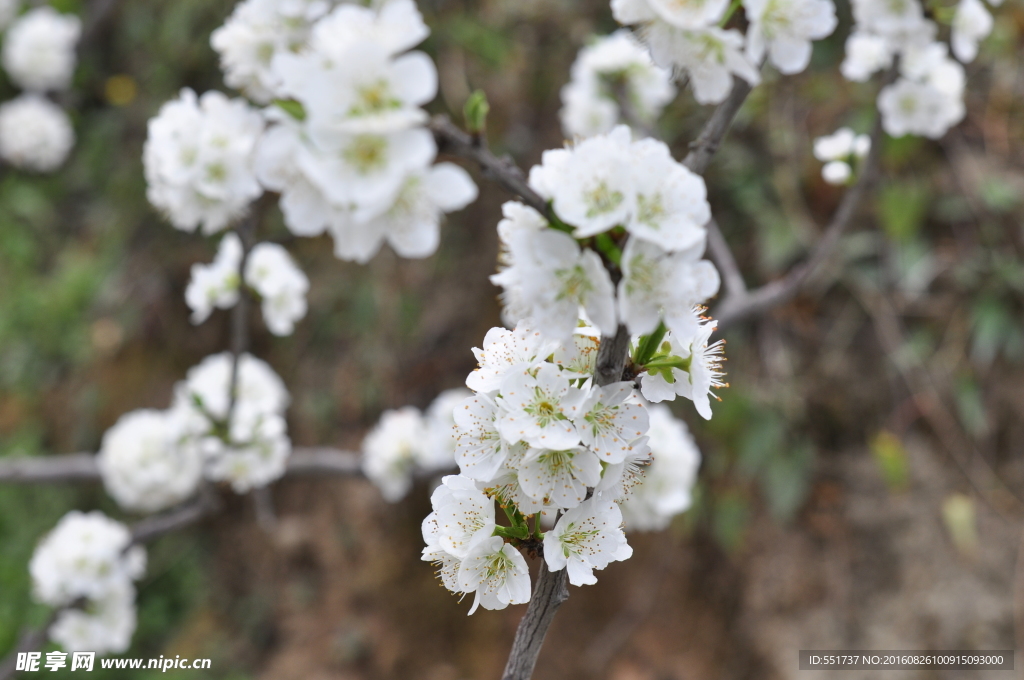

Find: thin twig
[706,217,747,298]
[682,80,754,175]
[0,447,363,484]
[713,115,885,330]
[428,115,553,220]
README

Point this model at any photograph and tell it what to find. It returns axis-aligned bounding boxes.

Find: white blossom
[821,160,852,185]
[328,161,477,263]
[457,535,532,614]
[185,232,243,325]
[643,25,760,105]
[453,392,510,482]
[559,30,675,139]
[465,324,551,395]
[492,227,617,343]
[840,31,894,82]
[627,138,711,250]
[201,412,291,492]
[877,77,965,139]
[1,7,80,91]
[423,388,473,471]
[497,363,586,449]
[625,0,730,30]
[361,406,427,502]
[618,237,720,338]
[620,404,701,531]
[244,242,310,336]
[29,511,146,607]
[529,126,635,237]
[518,445,603,509]
[97,409,204,513]
[572,383,649,463]
[952,0,992,63]
[743,0,837,74]
[144,89,264,235]
[428,475,496,558]
[210,0,333,103]
[49,582,137,655]
[0,95,74,172]
[543,499,632,586]
[640,316,727,419]
[174,351,289,426]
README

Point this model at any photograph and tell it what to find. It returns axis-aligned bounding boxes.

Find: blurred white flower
[1,7,80,91]
[743,0,837,74]
[49,582,137,655]
[144,89,264,235]
[98,409,204,513]
[244,242,310,336]
[185,232,243,325]
[951,0,993,63]
[643,25,760,105]
[0,95,74,172]
[361,406,428,502]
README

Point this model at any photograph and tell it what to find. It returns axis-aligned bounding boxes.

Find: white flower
[0,95,74,172]
[573,383,649,463]
[877,77,965,139]
[29,511,146,607]
[421,514,465,593]
[493,228,617,342]
[457,535,532,614]
[529,126,635,237]
[491,203,552,328]
[620,404,701,531]
[640,316,727,419]
[244,242,310,336]
[643,25,761,105]
[951,0,992,63]
[422,388,473,471]
[821,160,852,185]
[453,392,512,482]
[594,440,652,501]
[210,0,332,103]
[97,409,204,513]
[328,161,478,263]
[185,232,243,325]
[618,238,720,337]
[1,7,80,91]
[202,413,291,492]
[743,0,837,74]
[627,138,711,251]
[813,127,856,161]
[273,41,437,136]
[559,30,676,139]
[302,0,429,59]
[840,31,894,82]
[428,475,496,558]
[175,351,289,426]
[543,499,632,586]
[644,0,730,29]
[361,406,427,501]
[552,331,601,377]
[850,0,925,38]
[518,445,603,509]
[466,323,552,395]
[497,363,586,449]
[144,89,265,235]
[49,582,137,655]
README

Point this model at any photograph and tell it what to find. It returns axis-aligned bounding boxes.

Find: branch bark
[0,447,362,484]
[428,115,553,220]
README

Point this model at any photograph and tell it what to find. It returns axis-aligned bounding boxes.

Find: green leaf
[463,90,490,134]
[273,99,306,122]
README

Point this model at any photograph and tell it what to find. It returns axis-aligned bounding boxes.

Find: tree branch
[706,217,747,298]
[713,115,885,330]
[428,115,553,220]
[682,80,754,175]
[0,447,362,484]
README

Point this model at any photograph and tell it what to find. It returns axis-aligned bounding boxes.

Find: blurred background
[2,0,1024,678]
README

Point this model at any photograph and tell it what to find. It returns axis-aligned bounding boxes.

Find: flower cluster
[253,0,478,262]
[96,352,292,510]
[29,511,146,654]
[813,127,871,185]
[493,126,720,347]
[560,30,675,139]
[172,352,292,493]
[612,0,836,104]
[421,319,709,612]
[0,5,79,171]
[840,0,997,139]
[362,388,470,501]
[185,232,310,336]
[144,89,265,235]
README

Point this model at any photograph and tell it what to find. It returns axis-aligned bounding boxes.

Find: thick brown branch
[0,447,362,484]
[714,116,884,330]
[501,562,570,680]
[428,115,553,220]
